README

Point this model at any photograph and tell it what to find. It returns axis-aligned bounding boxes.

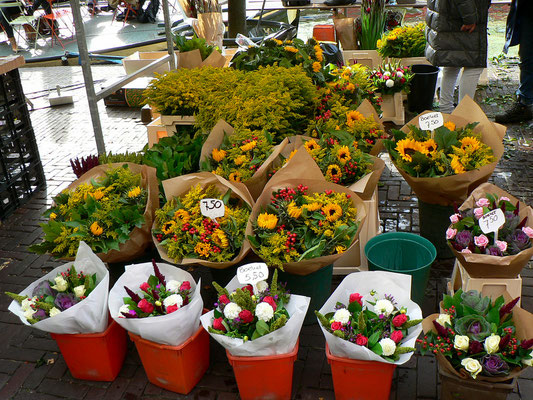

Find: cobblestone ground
[0,58,531,399]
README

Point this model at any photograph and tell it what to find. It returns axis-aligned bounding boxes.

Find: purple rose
[482,355,509,376]
[510,229,531,251]
[487,246,502,256]
[455,231,473,248]
[32,281,56,298]
[54,293,78,311]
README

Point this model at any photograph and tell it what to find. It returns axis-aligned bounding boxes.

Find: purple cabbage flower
[32,281,56,298]
[33,309,47,320]
[510,229,531,252]
[455,231,473,248]
[482,355,509,376]
[487,246,502,256]
[54,293,78,311]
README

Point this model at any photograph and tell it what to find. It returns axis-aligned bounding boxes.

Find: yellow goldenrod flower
[287,202,303,219]
[128,186,141,198]
[443,121,456,131]
[304,139,321,152]
[305,202,322,212]
[450,155,466,174]
[312,61,321,73]
[90,221,103,236]
[324,229,334,237]
[212,229,229,248]
[460,136,481,151]
[326,164,342,182]
[240,141,257,152]
[396,138,422,162]
[49,212,57,220]
[352,141,359,150]
[322,203,343,222]
[212,148,227,162]
[336,245,346,254]
[229,171,241,182]
[284,46,298,53]
[337,146,351,164]
[234,155,248,166]
[194,242,211,258]
[257,213,278,230]
[346,110,364,127]
[173,209,190,224]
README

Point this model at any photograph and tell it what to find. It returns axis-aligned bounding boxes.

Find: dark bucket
[407,64,440,113]
[418,200,455,259]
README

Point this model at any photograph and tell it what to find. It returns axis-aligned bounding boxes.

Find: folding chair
[41,0,74,48]
[112,0,138,24]
[0,0,44,49]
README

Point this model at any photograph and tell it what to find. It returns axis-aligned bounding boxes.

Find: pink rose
[213,317,226,332]
[140,282,150,292]
[390,330,403,344]
[522,226,533,239]
[495,240,508,253]
[461,248,472,254]
[138,299,154,314]
[476,198,490,208]
[446,228,457,240]
[392,314,408,328]
[349,293,363,306]
[450,213,461,224]
[499,196,510,202]
[331,321,343,331]
[218,295,230,305]
[356,334,368,346]
[474,207,485,219]
[474,234,489,248]
[180,281,191,291]
[166,304,178,314]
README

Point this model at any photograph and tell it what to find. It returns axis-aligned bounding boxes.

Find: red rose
[180,281,191,291]
[262,296,277,312]
[138,299,154,314]
[331,321,343,331]
[239,309,254,324]
[356,334,368,346]
[166,304,178,314]
[213,317,226,332]
[139,282,150,292]
[219,295,230,305]
[390,330,403,344]
[349,293,363,306]
[392,314,408,328]
[242,285,254,295]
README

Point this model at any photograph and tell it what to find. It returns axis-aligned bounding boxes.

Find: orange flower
[443,121,456,131]
[212,148,227,162]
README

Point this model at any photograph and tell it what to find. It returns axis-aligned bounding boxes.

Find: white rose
[118,304,130,318]
[383,71,391,77]
[49,307,61,317]
[396,71,404,79]
[256,280,269,293]
[23,308,35,320]
[52,276,68,292]
[255,302,274,322]
[73,285,86,298]
[333,308,351,325]
[223,302,242,320]
[454,335,470,351]
[522,351,533,367]
[166,280,181,293]
[461,358,482,379]
[436,313,451,327]
[484,334,501,354]
[374,300,394,316]
[21,298,35,311]
[379,338,397,356]
[385,79,395,88]
[163,294,183,308]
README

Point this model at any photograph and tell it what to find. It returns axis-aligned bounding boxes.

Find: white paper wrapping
[8,241,109,334]
[108,262,203,346]
[200,276,310,357]
[317,271,423,365]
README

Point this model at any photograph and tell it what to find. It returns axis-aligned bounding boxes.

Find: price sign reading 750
[200,198,225,220]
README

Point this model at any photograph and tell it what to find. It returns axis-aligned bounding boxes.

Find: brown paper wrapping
[155,172,254,269]
[177,48,226,69]
[333,16,357,50]
[391,96,505,206]
[195,12,224,50]
[448,183,533,278]
[357,99,385,156]
[200,120,290,200]
[246,149,368,276]
[61,163,159,264]
[423,309,533,383]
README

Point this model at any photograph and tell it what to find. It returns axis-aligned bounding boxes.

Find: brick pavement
[0,58,530,399]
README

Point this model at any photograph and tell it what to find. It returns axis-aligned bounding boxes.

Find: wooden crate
[343,50,382,69]
[159,115,196,126]
[122,51,175,76]
[378,92,405,125]
[147,117,173,148]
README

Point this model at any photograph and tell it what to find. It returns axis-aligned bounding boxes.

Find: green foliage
[99,151,143,165]
[5,292,28,304]
[233,288,256,312]
[173,33,219,61]
[315,310,330,328]
[212,281,229,297]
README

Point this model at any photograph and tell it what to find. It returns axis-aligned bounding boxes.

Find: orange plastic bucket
[50,319,127,381]
[129,325,210,394]
[226,340,299,400]
[326,343,396,400]
[313,24,336,43]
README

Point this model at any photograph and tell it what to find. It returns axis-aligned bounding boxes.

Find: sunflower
[305,202,321,212]
[127,186,141,198]
[162,220,177,235]
[312,61,322,73]
[257,213,278,230]
[396,138,422,162]
[345,83,355,91]
[443,121,456,131]
[212,229,229,248]
[272,39,283,45]
[212,148,227,162]
[90,221,104,236]
[194,242,211,258]
[234,155,248,166]
[229,171,241,182]
[284,46,298,53]
[460,136,481,151]
[387,35,397,41]
[92,189,105,200]
[322,203,343,222]
[419,139,438,155]
[450,155,466,174]
[337,146,351,164]
[326,164,342,182]
[174,209,190,224]
[346,110,364,127]
[240,141,257,152]
[304,139,321,152]
[335,245,346,254]
[287,202,302,219]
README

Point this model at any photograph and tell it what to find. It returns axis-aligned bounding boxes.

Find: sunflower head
[212,148,227,162]
[240,141,257,152]
[127,186,141,199]
[337,146,351,164]
[322,203,343,222]
[284,46,298,53]
[92,189,105,200]
[212,229,229,248]
[257,213,278,230]
[50,212,57,220]
[305,202,322,212]
[396,138,422,162]
[335,245,346,254]
[229,171,242,182]
[312,61,322,73]
[346,110,364,127]
[162,220,177,235]
[174,209,190,224]
[460,136,481,151]
[234,155,248,166]
[194,242,211,258]
[326,164,342,183]
[419,139,438,155]
[287,201,303,219]
[450,155,466,174]
[304,139,321,153]
[443,121,456,131]
[90,221,104,236]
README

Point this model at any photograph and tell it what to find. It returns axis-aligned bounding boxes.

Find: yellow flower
[312,61,321,73]
[229,171,241,182]
[212,229,229,248]
[194,242,211,258]
[352,141,359,150]
[257,213,278,230]
[346,110,364,127]
[273,39,283,45]
[304,139,321,152]
[305,202,322,212]
[284,46,298,53]
[240,141,257,152]
[90,221,103,236]
[443,121,456,131]
[174,209,190,224]
[396,138,422,162]
[234,155,248,166]
[460,136,481,151]
[322,203,343,222]
[212,148,227,162]
[287,149,298,162]
[314,45,323,62]
[324,229,334,237]
[50,212,57,220]
[128,186,141,198]
[377,39,383,48]
[388,35,397,41]
[346,83,355,91]
[92,189,104,200]
[419,139,438,155]
[337,146,351,164]
[162,220,176,234]
[335,245,346,254]
[287,202,302,219]
[450,155,466,174]
[326,164,342,182]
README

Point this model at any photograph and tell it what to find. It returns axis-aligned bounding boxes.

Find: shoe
[494,102,533,124]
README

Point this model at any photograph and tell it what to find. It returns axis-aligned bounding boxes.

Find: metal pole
[69,0,106,155]
[228,0,246,39]
[161,0,176,70]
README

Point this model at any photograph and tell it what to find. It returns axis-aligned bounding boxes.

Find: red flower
[138,299,154,314]
[349,293,363,306]
[392,314,408,328]
[356,334,368,346]
[262,296,277,312]
[166,304,178,314]
[139,282,150,292]
[213,317,226,332]
[469,340,483,354]
[390,330,403,344]
[180,281,191,291]
[219,295,230,305]
[239,310,254,324]
[242,285,254,295]
[331,321,343,331]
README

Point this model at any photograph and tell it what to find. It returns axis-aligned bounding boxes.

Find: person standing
[425,0,492,114]
[495,0,533,123]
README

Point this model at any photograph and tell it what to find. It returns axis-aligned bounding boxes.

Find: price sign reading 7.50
[479,208,506,241]
[200,198,225,220]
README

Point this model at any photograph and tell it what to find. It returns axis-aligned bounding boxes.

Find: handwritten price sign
[237,263,269,286]
[479,209,505,235]
[419,112,444,131]
[200,198,225,220]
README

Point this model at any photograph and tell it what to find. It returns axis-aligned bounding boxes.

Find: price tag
[237,263,269,288]
[419,112,444,131]
[200,198,225,220]
[479,208,505,236]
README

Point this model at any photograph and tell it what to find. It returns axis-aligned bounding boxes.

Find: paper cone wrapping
[177,48,226,69]
[333,16,357,50]
[448,183,533,278]
[58,163,158,264]
[357,99,385,156]
[390,96,505,206]
[246,149,367,276]
[154,172,254,269]
[200,120,290,200]
[196,12,225,51]
[8,242,109,334]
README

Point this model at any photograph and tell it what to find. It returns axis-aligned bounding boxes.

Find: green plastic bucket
[277,265,333,325]
[418,200,455,259]
[364,233,436,305]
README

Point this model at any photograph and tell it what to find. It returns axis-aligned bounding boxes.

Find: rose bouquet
[109,261,203,346]
[377,23,426,58]
[420,289,533,381]
[30,163,158,263]
[200,269,310,356]
[7,242,110,334]
[370,61,413,95]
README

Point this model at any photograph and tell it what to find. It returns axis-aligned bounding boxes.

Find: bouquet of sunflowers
[30,163,158,263]
[377,23,426,58]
